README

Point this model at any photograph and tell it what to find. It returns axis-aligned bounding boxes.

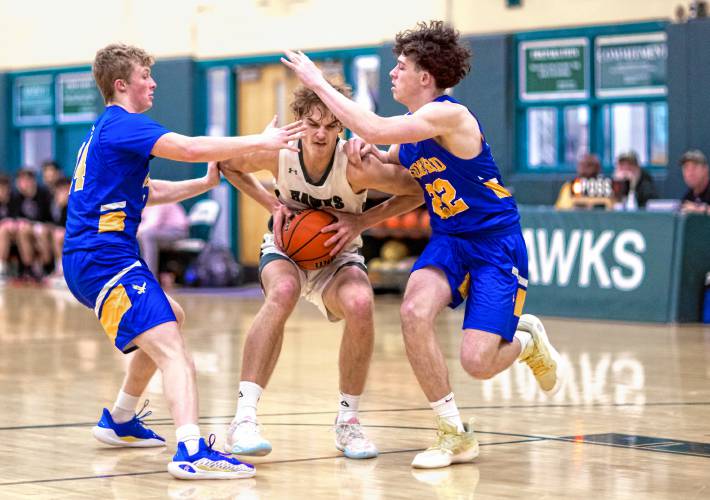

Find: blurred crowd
[0,160,69,284]
[555,149,709,214]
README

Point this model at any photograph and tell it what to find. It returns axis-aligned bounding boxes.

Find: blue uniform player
[283,21,565,469]
[64,43,304,480]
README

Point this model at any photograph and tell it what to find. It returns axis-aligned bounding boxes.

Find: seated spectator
[41,160,62,194]
[10,169,53,279]
[49,177,71,277]
[613,151,658,210]
[679,149,710,214]
[137,202,189,277]
[0,175,15,281]
[555,154,612,210]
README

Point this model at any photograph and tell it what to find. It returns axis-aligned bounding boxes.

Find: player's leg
[401,267,478,469]
[134,322,255,480]
[322,265,377,459]
[226,257,301,456]
[14,220,36,272]
[93,295,186,447]
[33,222,53,269]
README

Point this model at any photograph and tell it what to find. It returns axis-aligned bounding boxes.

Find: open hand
[281,50,326,89]
[262,115,306,152]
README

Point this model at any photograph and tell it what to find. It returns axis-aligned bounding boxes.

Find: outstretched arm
[151,116,305,163]
[282,50,460,145]
[220,167,280,213]
[147,161,221,206]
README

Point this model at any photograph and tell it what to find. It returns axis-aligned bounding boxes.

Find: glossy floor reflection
[1,285,709,498]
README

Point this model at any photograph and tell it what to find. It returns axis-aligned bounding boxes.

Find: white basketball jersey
[275,139,367,248]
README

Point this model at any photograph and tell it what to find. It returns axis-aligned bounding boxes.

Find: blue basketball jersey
[63,106,169,255]
[398,95,520,236]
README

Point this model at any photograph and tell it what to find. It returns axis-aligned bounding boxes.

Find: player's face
[389,55,422,104]
[124,63,156,112]
[301,105,342,156]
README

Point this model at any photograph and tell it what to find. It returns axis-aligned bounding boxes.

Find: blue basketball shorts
[410,230,529,341]
[63,249,177,353]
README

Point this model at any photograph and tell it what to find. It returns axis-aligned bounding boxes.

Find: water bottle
[703,272,710,323]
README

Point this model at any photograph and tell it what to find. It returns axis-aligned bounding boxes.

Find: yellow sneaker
[411,418,479,469]
[518,314,564,395]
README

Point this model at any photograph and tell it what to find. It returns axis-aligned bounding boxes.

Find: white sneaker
[411,418,479,469]
[224,418,272,456]
[334,417,378,459]
[517,314,565,395]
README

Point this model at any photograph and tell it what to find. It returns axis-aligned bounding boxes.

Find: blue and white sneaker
[335,417,378,459]
[168,435,256,480]
[92,400,166,448]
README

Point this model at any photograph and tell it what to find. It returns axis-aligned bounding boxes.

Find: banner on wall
[519,38,589,101]
[56,72,101,123]
[595,32,667,98]
[14,75,53,126]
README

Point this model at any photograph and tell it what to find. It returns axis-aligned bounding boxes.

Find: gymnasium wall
[0,0,677,70]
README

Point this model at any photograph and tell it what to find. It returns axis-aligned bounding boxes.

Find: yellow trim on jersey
[458,272,471,299]
[99,284,132,342]
[98,211,126,233]
[514,288,527,317]
[483,180,512,199]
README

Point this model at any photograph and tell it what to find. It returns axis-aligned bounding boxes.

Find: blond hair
[290,82,351,120]
[93,43,154,103]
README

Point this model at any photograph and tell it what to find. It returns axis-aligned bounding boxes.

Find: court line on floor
[2,401,709,432]
[0,436,543,487]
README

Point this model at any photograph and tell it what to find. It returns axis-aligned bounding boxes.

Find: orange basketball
[280,209,338,270]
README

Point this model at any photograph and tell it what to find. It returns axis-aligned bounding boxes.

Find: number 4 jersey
[398,95,520,237]
[63,106,170,256]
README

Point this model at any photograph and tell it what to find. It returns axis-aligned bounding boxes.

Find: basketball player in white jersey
[218,83,422,459]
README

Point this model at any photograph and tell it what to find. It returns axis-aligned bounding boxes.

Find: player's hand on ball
[272,204,294,250]
[321,209,363,257]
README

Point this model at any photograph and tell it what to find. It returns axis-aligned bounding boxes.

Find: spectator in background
[41,160,63,193]
[679,149,710,214]
[137,201,189,277]
[0,175,16,281]
[613,151,658,209]
[49,177,71,277]
[10,169,53,279]
[555,153,606,210]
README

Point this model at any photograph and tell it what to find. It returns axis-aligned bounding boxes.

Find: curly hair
[93,43,154,103]
[393,20,471,90]
[290,81,351,120]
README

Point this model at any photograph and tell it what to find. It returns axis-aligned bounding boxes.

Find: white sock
[111,390,139,424]
[430,392,464,432]
[337,392,360,423]
[0,261,6,274]
[176,424,201,455]
[514,329,533,358]
[235,381,263,422]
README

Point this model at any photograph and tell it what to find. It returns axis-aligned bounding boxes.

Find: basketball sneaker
[224,418,272,456]
[517,314,564,395]
[411,417,479,469]
[92,401,166,447]
[168,435,256,480]
[334,417,378,459]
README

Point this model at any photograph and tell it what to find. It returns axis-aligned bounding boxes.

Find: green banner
[596,33,667,97]
[520,38,588,101]
[57,72,100,123]
[14,75,53,125]
[520,208,677,322]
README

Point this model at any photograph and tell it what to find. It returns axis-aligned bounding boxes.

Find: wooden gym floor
[0,284,709,499]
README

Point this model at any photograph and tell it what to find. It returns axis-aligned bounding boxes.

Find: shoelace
[336,422,367,443]
[527,352,552,375]
[131,400,153,428]
[204,433,233,459]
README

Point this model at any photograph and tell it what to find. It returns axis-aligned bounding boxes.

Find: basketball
[280,209,338,270]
